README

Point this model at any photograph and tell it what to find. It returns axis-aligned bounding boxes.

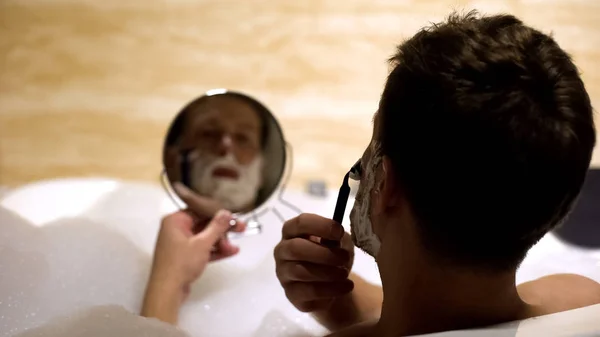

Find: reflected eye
[234,133,250,144]
[234,133,258,149]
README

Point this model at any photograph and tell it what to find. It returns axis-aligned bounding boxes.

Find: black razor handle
[323,172,351,248]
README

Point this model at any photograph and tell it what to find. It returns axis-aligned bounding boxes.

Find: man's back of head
[378,11,596,271]
[273,10,599,337]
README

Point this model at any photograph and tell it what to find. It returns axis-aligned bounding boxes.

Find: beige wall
[1,0,599,191]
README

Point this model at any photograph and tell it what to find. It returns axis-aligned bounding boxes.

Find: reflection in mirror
[163,89,287,215]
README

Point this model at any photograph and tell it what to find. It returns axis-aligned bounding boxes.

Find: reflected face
[181,95,263,165]
[179,95,265,211]
[349,112,382,257]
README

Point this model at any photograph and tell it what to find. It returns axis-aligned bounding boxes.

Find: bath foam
[252,310,312,337]
[0,181,331,337]
[14,305,189,337]
[0,208,151,336]
[0,204,326,337]
[2,178,600,336]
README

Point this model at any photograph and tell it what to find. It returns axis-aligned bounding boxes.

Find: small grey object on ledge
[306,180,327,197]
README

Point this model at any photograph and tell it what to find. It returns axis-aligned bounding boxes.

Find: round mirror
[163,89,286,214]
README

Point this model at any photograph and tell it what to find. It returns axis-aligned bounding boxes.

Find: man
[274,11,600,337]
[164,93,270,213]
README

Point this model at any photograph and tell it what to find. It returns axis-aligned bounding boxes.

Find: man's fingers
[210,238,240,261]
[229,218,247,233]
[341,231,354,250]
[216,237,239,256]
[173,182,222,219]
[294,299,334,313]
[194,210,243,244]
[284,280,354,303]
[275,238,351,266]
[161,211,196,234]
[276,261,349,283]
[282,214,345,241]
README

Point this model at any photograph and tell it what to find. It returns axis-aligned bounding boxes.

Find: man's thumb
[194,210,235,245]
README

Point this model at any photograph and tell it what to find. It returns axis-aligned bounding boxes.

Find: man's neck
[374,246,528,337]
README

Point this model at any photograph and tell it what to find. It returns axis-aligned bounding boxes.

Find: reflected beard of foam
[191,152,263,212]
[350,153,382,258]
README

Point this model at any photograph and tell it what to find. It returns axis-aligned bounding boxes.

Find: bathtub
[1,178,599,336]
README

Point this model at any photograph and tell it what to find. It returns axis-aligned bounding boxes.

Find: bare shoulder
[518,273,600,314]
[325,320,376,337]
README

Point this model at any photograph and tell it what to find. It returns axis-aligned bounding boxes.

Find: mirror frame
[161,88,288,215]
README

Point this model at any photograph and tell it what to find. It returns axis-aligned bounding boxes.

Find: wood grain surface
[1,0,599,191]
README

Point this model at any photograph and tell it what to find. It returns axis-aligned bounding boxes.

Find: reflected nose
[215,134,233,156]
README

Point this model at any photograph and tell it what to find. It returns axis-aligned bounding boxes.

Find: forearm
[141,276,185,325]
[313,273,383,331]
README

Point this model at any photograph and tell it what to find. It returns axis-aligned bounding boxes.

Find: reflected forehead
[190,96,261,129]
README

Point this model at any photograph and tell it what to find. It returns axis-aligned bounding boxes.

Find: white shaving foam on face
[349,142,382,257]
[191,152,263,212]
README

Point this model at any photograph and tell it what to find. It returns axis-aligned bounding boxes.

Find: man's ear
[380,156,398,209]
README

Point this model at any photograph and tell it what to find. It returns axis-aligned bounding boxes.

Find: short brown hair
[378,11,596,270]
